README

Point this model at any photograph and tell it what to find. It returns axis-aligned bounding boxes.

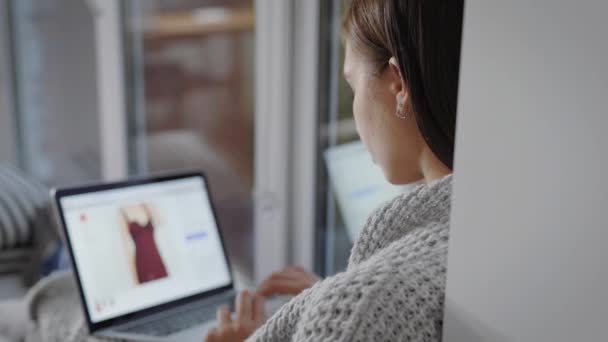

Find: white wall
[443,1,608,341]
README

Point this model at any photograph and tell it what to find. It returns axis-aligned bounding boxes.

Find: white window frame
[253,0,320,282]
[86,0,129,181]
[289,0,320,272]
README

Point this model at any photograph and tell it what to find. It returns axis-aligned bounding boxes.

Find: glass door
[121,0,255,281]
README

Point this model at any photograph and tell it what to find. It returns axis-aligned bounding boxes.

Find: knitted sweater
[248,174,452,342]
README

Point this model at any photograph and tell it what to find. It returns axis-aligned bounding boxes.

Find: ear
[388,57,409,109]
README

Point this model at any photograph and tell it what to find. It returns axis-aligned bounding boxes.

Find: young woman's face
[343,42,427,184]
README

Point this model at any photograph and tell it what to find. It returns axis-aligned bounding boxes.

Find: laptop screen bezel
[53,171,235,332]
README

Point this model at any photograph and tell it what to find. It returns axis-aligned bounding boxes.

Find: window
[122,0,255,280]
[9,0,102,184]
[2,0,371,283]
[3,0,256,281]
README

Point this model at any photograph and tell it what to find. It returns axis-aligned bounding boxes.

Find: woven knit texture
[248,174,452,342]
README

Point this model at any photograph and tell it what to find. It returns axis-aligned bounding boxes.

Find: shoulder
[251,233,449,342]
[293,245,448,341]
[349,178,452,266]
[348,191,417,265]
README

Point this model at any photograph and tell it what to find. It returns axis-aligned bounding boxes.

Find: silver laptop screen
[59,176,232,323]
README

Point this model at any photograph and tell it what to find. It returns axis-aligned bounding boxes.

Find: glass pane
[10,0,102,185]
[0,3,17,165]
[123,0,255,281]
[316,0,417,276]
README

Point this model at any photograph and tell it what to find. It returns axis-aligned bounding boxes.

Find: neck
[420,147,452,184]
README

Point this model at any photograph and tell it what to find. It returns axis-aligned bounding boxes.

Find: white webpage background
[61,177,231,323]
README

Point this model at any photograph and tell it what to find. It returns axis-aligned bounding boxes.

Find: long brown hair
[343,0,464,169]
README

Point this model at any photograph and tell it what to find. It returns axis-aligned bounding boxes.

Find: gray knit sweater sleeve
[248,175,452,342]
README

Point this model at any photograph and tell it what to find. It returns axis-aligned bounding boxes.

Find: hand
[204,290,265,342]
[255,265,320,298]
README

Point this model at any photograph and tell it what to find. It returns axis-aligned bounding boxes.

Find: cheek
[352,87,386,164]
[353,81,394,132]
[352,84,412,171]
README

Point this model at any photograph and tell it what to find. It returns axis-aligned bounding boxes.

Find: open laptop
[52,172,239,341]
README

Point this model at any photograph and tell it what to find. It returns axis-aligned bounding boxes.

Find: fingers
[256,278,304,297]
[204,327,217,342]
[269,266,318,283]
[252,294,266,325]
[255,269,298,297]
[255,265,321,297]
[284,265,306,275]
[273,266,306,280]
[206,292,264,341]
[217,304,232,325]
[282,267,320,284]
[236,290,252,321]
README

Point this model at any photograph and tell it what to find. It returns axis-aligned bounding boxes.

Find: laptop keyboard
[117,300,230,337]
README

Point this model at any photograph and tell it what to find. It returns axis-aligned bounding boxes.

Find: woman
[205,0,463,340]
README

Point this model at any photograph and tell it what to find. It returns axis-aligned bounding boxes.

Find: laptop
[52,172,240,341]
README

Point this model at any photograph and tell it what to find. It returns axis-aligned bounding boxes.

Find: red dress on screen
[124,213,168,284]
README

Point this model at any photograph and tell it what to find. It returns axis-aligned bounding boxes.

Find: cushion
[0,165,48,250]
[0,165,67,285]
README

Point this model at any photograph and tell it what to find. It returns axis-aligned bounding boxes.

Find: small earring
[396,101,407,119]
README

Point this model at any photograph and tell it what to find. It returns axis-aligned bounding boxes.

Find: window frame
[314,0,349,276]
[253,0,320,281]
[87,0,130,181]
[0,0,19,166]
